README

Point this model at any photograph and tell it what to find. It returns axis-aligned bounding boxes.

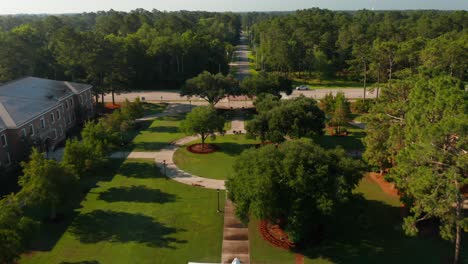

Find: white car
[295,85,309,90]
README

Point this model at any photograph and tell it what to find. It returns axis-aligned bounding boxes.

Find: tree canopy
[246,96,325,143]
[240,72,292,97]
[18,149,79,220]
[180,106,225,149]
[364,75,467,263]
[0,10,241,91]
[181,71,239,105]
[227,139,363,242]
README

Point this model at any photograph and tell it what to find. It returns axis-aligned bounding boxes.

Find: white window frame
[40,118,46,129]
[51,112,55,124]
[57,109,61,120]
[1,134,7,147]
[21,128,27,137]
[70,98,74,107]
[79,94,83,104]
[52,129,57,139]
[59,125,63,136]
[29,124,35,136]
[65,101,69,109]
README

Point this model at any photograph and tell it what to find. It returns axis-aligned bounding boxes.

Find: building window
[57,110,61,120]
[70,98,74,107]
[67,115,71,124]
[21,128,27,137]
[79,95,83,104]
[40,118,46,129]
[65,101,69,109]
[6,152,11,166]
[59,126,63,136]
[29,124,35,136]
[1,134,7,147]
[51,113,55,123]
[52,129,57,139]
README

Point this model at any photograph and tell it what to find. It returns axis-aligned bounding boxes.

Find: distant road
[229,33,250,80]
[104,88,376,104]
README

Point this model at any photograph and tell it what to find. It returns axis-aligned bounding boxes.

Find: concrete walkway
[221,200,250,264]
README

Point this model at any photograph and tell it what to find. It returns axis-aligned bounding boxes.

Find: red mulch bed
[187,143,219,154]
[259,220,295,250]
[105,103,121,110]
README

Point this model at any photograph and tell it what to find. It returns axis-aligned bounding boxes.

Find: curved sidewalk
[154,136,226,190]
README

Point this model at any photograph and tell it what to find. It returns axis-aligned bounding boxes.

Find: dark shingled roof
[0,77,92,129]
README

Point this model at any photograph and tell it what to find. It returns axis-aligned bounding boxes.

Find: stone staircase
[221,200,250,264]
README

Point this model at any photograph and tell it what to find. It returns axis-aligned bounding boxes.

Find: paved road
[104,88,375,105]
[230,34,250,80]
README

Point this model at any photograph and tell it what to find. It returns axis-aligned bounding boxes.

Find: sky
[0,0,467,15]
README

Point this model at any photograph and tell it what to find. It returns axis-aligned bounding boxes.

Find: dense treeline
[249,9,468,83]
[0,9,241,98]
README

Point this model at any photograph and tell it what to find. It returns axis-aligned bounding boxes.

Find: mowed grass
[142,102,167,116]
[313,124,365,151]
[173,134,260,180]
[249,175,466,264]
[291,76,374,89]
[21,159,225,264]
[131,115,186,151]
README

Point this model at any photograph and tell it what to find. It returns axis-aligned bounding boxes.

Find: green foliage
[240,72,292,97]
[363,79,414,171]
[351,99,374,113]
[180,106,225,146]
[0,195,39,264]
[227,139,363,242]
[62,138,104,175]
[18,149,79,219]
[253,93,280,114]
[329,92,352,131]
[247,96,325,143]
[364,75,467,262]
[181,71,239,105]
[250,9,467,82]
[0,11,241,88]
[319,92,336,115]
[121,97,144,120]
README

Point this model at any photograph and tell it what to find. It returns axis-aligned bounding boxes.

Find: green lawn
[313,124,365,151]
[142,102,167,116]
[291,76,373,89]
[21,159,225,264]
[131,115,186,152]
[173,134,260,180]
[249,175,466,264]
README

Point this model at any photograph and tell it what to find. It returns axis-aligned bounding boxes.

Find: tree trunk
[363,62,367,101]
[111,86,115,106]
[181,56,185,73]
[101,93,104,104]
[50,203,57,220]
[201,133,205,151]
[453,181,462,264]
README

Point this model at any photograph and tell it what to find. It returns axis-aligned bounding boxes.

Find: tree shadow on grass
[299,195,466,263]
[146,126,179,133]
[69,210,187,248]
[118,161,164,179]
[132,142,171,151]
[98,186,177,203]
[60,261,100,264]
[211,142,256,156]
[27,159,125,252]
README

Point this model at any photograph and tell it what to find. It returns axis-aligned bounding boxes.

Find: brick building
[0,77,93,170]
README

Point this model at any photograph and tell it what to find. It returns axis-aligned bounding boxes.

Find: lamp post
[160,96,163,102]
[217,189,220,213]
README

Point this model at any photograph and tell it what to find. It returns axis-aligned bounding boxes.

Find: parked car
[295,85,309,90]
